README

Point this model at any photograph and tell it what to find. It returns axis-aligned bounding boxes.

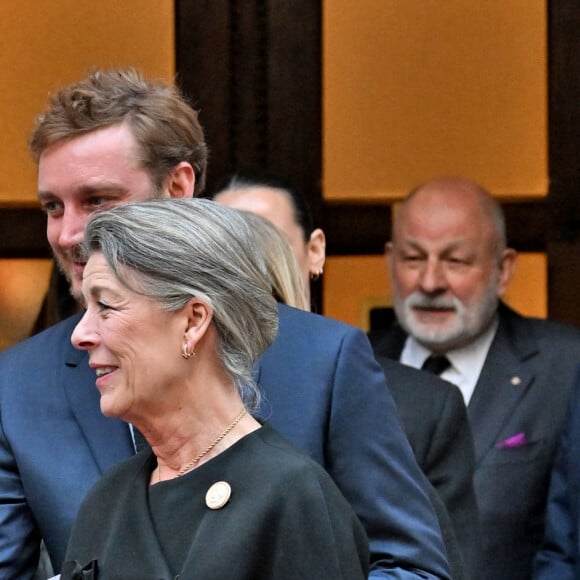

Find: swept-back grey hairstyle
[239,212,309,311]
[82,198,279,410]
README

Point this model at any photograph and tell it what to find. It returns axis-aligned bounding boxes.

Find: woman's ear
[307,228,326,278]
[182,298,213,353]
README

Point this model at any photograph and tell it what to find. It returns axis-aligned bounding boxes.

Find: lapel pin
[510,376,521,386]
[206,481,231,510]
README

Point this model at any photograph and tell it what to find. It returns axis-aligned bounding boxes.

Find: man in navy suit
[533,366,580,578]
[0,69,449,578]
[371,177,580,580]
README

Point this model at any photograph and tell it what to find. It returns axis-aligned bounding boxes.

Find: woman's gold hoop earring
[182,343,194,360]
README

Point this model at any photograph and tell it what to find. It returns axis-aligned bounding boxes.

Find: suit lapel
[468,306,538,467]
[372,324,407,359]
[62,316,134,473]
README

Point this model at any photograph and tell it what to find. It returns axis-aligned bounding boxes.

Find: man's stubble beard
[52,246,85,304]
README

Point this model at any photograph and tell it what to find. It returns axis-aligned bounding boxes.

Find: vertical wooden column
[547,0,580,326]
[175,0,322,204]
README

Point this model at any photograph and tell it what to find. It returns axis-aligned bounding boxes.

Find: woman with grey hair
[62,198,368,579]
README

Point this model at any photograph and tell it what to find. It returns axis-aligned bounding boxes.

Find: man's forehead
[38,124,140,170]
[404,183,492,223]
[37,125,154,200]
[394,208,497,253]
[398,193,492,236]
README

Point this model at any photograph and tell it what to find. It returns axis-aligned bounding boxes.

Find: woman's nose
[71,309,99,351]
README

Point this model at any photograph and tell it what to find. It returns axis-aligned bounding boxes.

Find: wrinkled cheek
[124,362,149,407]
[394,276,416,299]
[122,365,136,398]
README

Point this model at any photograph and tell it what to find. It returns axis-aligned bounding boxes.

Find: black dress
[61,424,369,579]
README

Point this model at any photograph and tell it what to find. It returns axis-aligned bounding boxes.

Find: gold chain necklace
[158,408,247,482]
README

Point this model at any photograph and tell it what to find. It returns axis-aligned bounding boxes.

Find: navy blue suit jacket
[0,304,450,579]
[533,366,580,579]
[372,303,580,580]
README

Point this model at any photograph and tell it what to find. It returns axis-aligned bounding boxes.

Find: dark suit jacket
[533,366,580,579]
[0,304,450,579]
[375,356,479,580]
[372,303,580,580]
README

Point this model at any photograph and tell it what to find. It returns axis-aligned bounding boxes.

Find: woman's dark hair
[211,170,315,241]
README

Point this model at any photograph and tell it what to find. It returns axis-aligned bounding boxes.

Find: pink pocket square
[495,433,527,449]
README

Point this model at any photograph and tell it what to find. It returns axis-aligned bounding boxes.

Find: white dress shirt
[401,317,499,406]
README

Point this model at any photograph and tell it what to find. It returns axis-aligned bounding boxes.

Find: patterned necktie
[421,355,451,376]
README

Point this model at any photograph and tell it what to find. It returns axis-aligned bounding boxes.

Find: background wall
[0,1,565,348]
[0,0,174,349]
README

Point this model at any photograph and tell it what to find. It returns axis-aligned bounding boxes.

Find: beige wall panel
[323,253,547,331]
[324,255,389,329]
[323,1,547,200]
[0,0,174,206]
[0,259,53,350]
